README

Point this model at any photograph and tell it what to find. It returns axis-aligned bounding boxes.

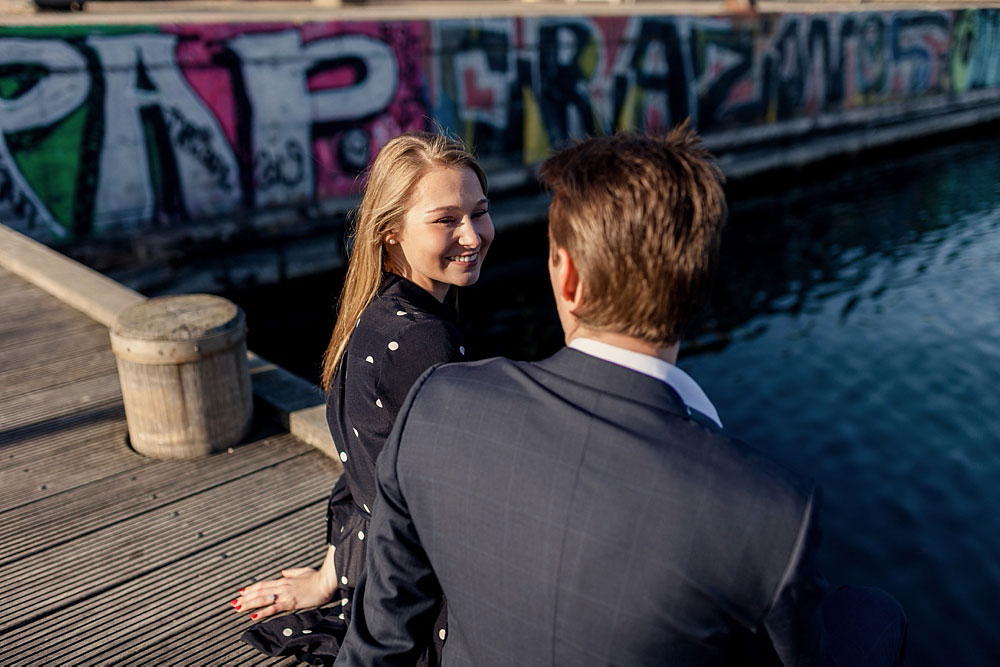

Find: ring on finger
[271,593,278,604]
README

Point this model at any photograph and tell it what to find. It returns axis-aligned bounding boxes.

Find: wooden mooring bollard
[110,294,253,459]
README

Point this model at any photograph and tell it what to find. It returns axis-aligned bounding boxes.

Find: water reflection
[684,137,1000,667]
[692,140,1000,357]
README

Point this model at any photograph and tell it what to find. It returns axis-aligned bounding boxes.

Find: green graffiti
[0,25,159,38]
[9,105,87,234]
[0,64,48,100]
[950,11,976,93]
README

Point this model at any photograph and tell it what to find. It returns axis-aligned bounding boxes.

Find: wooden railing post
[110,294,253,459]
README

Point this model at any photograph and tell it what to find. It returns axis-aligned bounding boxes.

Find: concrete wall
[2,9,1000,244]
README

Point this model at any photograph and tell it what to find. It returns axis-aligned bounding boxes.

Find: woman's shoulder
[351,290,466,367]
[366,311,465,364]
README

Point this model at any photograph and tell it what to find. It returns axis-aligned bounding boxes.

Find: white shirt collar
[568,337,723,429]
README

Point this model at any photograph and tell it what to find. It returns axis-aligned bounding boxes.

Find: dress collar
[568,337,722,429]
[381,273,458,323]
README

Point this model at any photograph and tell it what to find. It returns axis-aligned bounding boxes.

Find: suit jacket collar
[568,338,722,428]
[536,346,700,424]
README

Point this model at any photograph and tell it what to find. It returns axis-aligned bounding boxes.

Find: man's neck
[567,328,679,365]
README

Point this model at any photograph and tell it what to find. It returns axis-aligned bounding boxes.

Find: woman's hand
[230,545,338,621]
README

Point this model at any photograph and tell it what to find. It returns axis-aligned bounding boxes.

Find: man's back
[362,348,826,665]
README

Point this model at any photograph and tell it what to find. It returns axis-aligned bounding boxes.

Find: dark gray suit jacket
[336,348,828,666]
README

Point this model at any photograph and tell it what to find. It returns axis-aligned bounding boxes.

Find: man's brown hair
[538,123,727,345]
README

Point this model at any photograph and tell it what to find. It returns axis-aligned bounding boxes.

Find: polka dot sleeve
[375,318,466,419]
[336,317,466,516]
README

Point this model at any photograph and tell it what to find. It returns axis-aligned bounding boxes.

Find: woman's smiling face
[386,165,493,301]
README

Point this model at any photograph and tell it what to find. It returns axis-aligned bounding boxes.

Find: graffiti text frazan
[0,10,998,239]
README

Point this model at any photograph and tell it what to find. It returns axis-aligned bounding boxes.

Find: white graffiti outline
[0,38,90,239]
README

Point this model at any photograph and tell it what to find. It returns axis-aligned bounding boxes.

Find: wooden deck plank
[0,265,28,290]
[0,317,99,354]
[0,401,126,469]
[0,295,99,338]
[0,350,118,401]
[0,299,86,331]
[0,341,118,400]
[0,266,104,345]
[0,448,338,633]
[0,371,123,432]
[0,256,340,664]
[0,325,113,373]
[0,267,74,301]
[105,522,324,663]
[0,279,89,311]
[0,429,322,564]
[0,408,139,510]
[3,500,326,665]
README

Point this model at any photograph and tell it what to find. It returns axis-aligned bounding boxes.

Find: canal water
[226,131,1000,666]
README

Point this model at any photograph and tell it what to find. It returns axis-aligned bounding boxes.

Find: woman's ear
[384,233,410,280]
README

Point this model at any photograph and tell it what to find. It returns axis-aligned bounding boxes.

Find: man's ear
[552,247,583,311]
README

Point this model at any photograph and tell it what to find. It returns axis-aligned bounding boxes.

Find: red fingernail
[251,613,257,619]
[235,605,241,610]
[239,588,245,593]
[229,599,238,605]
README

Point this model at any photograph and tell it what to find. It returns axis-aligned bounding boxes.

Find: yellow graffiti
[766,99,777,124]
[463,117,476,150]
[522,85,550,164]
[579,36,599,80]
[618,84,641,131]
[950,11,976,94]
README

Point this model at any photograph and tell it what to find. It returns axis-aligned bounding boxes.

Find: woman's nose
[458,218,480,248]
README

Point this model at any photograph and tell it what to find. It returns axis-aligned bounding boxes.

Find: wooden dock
[0,264,341,664]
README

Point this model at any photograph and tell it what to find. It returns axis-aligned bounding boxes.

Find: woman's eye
[435,217,454,224]
[472,210,489,219]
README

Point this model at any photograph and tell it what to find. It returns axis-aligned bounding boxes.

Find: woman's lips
[447,251,479,264]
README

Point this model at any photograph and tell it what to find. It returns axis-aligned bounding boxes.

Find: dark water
[685,139,1000,667]
[226,133,1000,666]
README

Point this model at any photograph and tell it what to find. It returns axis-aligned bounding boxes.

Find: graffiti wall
[2,9,999,241]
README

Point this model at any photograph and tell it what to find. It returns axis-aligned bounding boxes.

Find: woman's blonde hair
[320,132,487,391]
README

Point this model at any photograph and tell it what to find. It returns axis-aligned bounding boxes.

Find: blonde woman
[232,132,493,665]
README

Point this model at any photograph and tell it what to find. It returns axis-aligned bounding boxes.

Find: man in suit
[335,127,906,666]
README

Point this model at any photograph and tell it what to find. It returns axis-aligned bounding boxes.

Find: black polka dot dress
[242,273,465,666]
